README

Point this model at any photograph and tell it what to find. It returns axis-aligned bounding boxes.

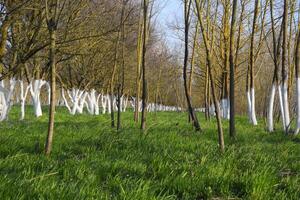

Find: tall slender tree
[140,0,149,130]
[229,0,238,138]
[281,0,290,134]
[45,0,59,155]
[183,0,201,131]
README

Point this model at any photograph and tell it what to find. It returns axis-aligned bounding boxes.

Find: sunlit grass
[0,106,299,199]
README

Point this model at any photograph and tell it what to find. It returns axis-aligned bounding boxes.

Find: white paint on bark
[250,88,258,125]
[19,80,30,120]
[281,83,290,132]
[295,78,300,135]
[267,84,276,132]
[29,79,47,117]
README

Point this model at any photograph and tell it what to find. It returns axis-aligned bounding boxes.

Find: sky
[156,0,183,49]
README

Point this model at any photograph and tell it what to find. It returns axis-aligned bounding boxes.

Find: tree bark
[183,0,201,131]
[140,0,148,131]
[45,23,56,155]
[229,0,238,138]
[282,0,290,134]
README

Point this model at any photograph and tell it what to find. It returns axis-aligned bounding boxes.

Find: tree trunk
[248,0,259,126]
[183,0,201,131]
[140,0,149,131]
[195,0,224,151]
[134,2,143,122]
[229,0,238,138]
[117,84,121,131]
[282,0,290,134]
[45,26,56,155]
[294,17,300,135]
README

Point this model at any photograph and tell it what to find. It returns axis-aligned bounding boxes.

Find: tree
[183,0,201,131]
[281,0,290,134]
[195,0,224,151]
[229,0,238,138]
[140,0,149,131]
[44,0,59,155]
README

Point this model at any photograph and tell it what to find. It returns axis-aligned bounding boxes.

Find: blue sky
[156,0,183,48]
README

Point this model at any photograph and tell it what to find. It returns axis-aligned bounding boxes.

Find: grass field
[0,106,300,199]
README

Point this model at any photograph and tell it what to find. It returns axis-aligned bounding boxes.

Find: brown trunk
[110,2,125,127]
[195,0,224,151]
[229,0,238,138]
[183,0,201,131]
[117,84,121,131]
[140,0,148,131]
[134,1,143,122]
[45,24,56,155]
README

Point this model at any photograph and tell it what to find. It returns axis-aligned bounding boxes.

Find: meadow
[0,106,299,199]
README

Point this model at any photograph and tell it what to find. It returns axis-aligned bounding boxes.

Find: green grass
[0,106,299,199]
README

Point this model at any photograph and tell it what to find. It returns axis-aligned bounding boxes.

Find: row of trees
[183,0,300,151]
[1,0,300,154]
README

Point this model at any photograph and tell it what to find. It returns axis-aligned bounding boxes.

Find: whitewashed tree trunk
[46,82,51,105]
[66,89,85,115]
[122,96,128,112]
[281,83,290,132]
[113,96,118,111]
[95,93,101,115]
[77,92,88,114]
[0,81,8,121]
[61,88,72,113]
[107,95,111,114]
[29,80,47,117]
[246,90,252,123]
[267,84,276,132]
[278,85,286,128]
[87,89,96,115]
[250,88,258,125]
[0,79,16,121]
[101,94,107,114]
[295,78,300,134]
[19,80,30,120]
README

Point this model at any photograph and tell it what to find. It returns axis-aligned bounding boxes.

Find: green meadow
[0,106,299,199]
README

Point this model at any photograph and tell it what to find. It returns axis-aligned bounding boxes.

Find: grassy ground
[0,106,299,200]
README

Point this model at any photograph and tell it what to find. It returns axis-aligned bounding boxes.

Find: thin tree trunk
[195,0,224,150]
[134,1,143,122]
[229,0,238,138]
[294,16,300,135]
[282,0,290,134]
[141,0,148,131]
[45,25,56,155]
[248,0,260,126]
[117,84,121,131]
[183,0,201,131]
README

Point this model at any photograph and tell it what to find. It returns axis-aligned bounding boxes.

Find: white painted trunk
[221,98,230,120]
[295,78,300,135]
[46,82,51,105]
[277,85,286,128]
[0,79,16,121]
[30,80,47,117]
[77,92,88,114]
[250,88,258,125]
[267,84,276,132]
[19,80,30,120]
[246,90,252,123]
[101,94,107,114]
[87,89,96,115]
[113,96,117,111]
[61,89,72,113]
[281,83,290,132]
[122,96,128,112]
[107,95,111,114]
[95,93,101,115]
